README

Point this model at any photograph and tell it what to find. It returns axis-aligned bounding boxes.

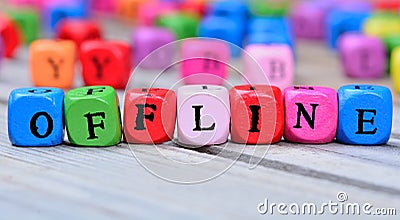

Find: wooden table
[0,15,399,220]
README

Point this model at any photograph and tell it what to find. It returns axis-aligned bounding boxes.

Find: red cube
[124,88,177,144]
[180,1,208,17]
[80,40,132,89]
[230,85,284,144]
[57,19,102,48]
[0,14,21,58]
[374,0,400,12]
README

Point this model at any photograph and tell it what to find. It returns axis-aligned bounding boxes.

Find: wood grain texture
[0,6,400,219]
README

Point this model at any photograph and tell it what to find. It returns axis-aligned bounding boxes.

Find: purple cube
[291,2,325,39]
[132,27,176,69]
[338,33,387,79]
[313,0,371,12]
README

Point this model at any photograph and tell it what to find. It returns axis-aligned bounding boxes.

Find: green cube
[384,35,400,73]
[156,13,199,40]
[249,0,290,17]
[65,86,122,147]
[6,8,40,44]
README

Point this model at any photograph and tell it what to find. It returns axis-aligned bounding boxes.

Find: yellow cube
[390,47,400,93]
[363,13,400,38]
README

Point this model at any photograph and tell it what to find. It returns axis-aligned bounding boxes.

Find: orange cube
[30,39,76,89]
[118,0,148,21]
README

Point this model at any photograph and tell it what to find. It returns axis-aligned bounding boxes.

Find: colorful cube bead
[208,0,247,23]
[124,88,177,144]
[181,39,229,85]
[90,0,116,13]
[156,12,199,40]
[374,0,400,12]
[0,14,21,58]
[57,19,102,48]
[363,13,400,38]
[64,86,122,146]
[230,85,284,144]
[248,17,292,37]
[290,2,325,39]
[6,8,40,44]
[313,0,339,12]
[247,32,294,51]
[80,40,131,89]
[249,0,290,16]
[180,0,208,17]
[247,17,294,49]
[0,38,3,59]
[8,87,64,147]
[43,0,88,32]
[132,27,175,69]
[337,85,392,145]
[326,9,370,49]
[199,16,244,57]
[117,0,146,21]
[390,47,400,93]
[8,0,43,9]
[30,39,76,88]
[137,2,176,26]
[383,35,400,73]
[177,85,230,146]
[336,0,372,12]
[284,86,338,144]
[338,33,387,79]
[244,44,294,91]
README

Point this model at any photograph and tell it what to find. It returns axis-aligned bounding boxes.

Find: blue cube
[337,85,392,145]
[247,32,294,51]
[248,17,291,36]
[199,16,245,57]
[43,0,89,32]
[208,0,248,24]
[8,88,65,147]
[326,10,370,49]
[247,17,294,50]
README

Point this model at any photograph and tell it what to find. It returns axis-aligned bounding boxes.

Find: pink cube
[291,2,326,39]
[8,0,42,8]
[244,44,294,91]
[137,2,176,26]
[90,0,116,13]
[177,85,230,146]
[181,39,230,85]
[132,27,176,69]
[338,33,387,79]
[284,86,338,144]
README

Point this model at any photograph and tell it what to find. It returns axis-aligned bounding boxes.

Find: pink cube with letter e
[338,33,387,79]
[177,85,230,146]
[181,39,230,85]
[244,44,294,91]
[284,86,338,144]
